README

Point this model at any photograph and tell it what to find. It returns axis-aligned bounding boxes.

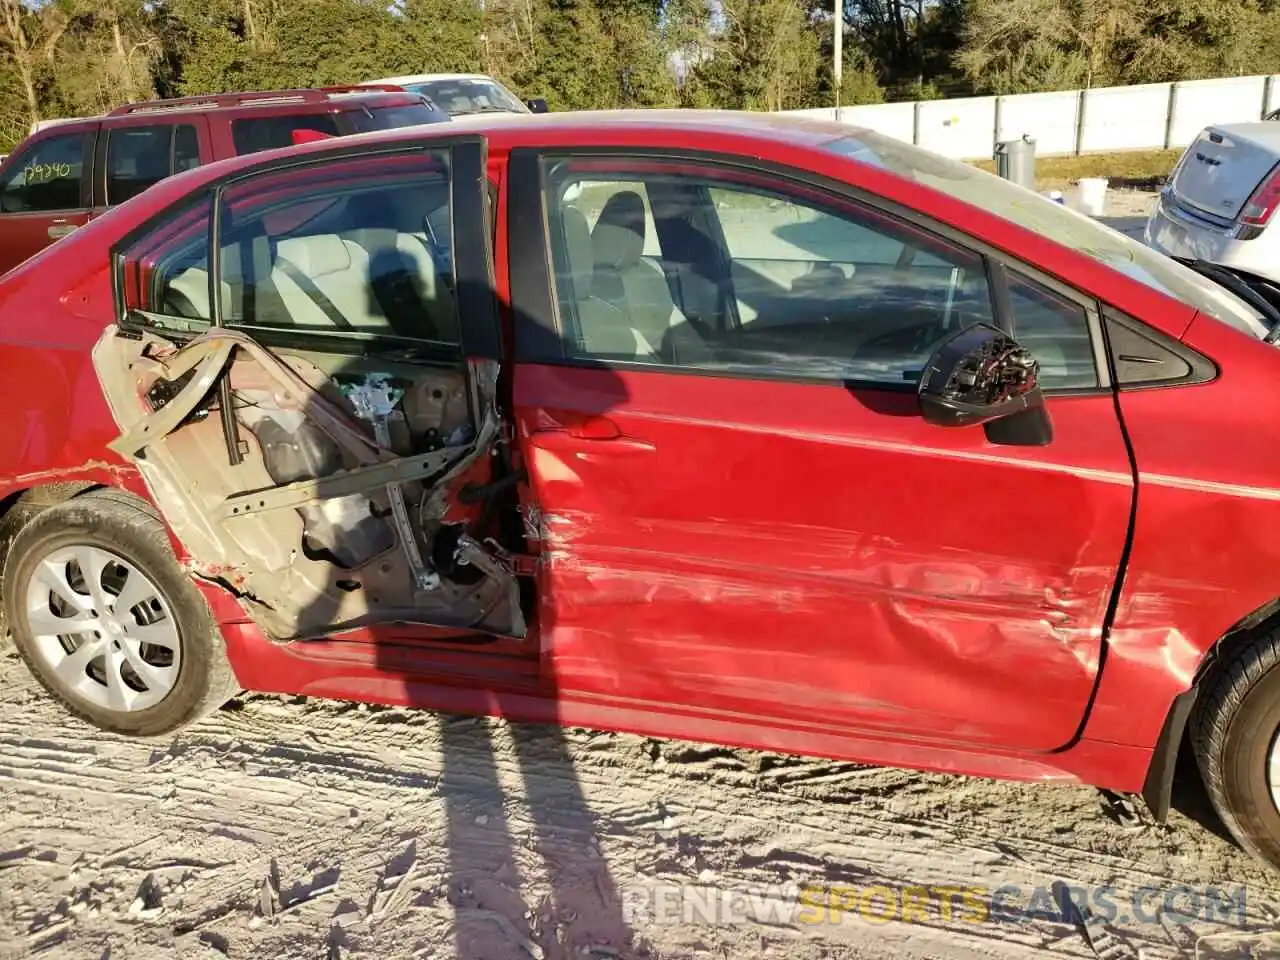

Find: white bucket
[1077,177,1109,217]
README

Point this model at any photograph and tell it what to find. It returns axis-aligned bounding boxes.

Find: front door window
[0,131,91,214]
[540,159,1097,392]
[544,165,996,384]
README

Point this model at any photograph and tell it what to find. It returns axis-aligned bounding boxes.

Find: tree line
[2,0,1280,151]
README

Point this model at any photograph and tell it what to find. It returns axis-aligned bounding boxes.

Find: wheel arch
[0,482,153,636]
[0,482,103,566]
[1141,596,1280,821]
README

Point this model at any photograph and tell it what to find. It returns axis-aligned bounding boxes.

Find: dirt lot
[4,185,1273,960]
[1096,190,1159,239]
[3,630,1279,960]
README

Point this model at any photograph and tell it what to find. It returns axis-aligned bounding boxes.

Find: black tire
[1192,627,1280,870]
[3,488,239,737]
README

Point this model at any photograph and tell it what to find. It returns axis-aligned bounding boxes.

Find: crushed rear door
[90,137,526,642]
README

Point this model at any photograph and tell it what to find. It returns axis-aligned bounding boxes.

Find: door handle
[529,416,654,454]
[530,433,655,455]
[47,221,77,239]
[567,415,621,440]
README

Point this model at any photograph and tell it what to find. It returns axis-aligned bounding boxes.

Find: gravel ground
[2,638,1278,960]
[1095,189,1159,239]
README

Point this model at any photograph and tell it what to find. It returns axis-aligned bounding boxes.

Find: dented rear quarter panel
[0,219,262,624]
[1085,312,1280,748]
[0,201,259,636]
[0,225,143,502]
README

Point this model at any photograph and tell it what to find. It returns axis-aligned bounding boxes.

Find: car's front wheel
[1193,627,1280,871]
[3,488,239,737]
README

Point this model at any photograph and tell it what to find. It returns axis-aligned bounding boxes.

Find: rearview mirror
[917,323,1052,444]
[526,98,549,114]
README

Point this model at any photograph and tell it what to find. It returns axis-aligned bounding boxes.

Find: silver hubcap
[25,546,180,712]
[1271,729,1280,814]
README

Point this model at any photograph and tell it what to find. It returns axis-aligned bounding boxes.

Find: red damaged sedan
[4,111,1280,869]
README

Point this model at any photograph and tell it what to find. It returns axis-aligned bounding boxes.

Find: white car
[363,72,546,118]
[1146,123,1280,291]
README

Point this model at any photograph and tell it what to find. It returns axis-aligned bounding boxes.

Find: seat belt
[274,257,353,330]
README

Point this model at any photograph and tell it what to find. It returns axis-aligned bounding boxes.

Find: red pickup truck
[0,85,447,276]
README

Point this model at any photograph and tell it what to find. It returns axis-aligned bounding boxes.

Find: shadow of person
[269,285,640,958]
[439,691,639,958]
[1168,737,1238,847]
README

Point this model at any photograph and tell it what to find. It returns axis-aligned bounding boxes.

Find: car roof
[118,109,862,214]
[445,109,860,156]
[1198,121,1280,152]
[444,108,853,141]
[24,88,422,135]
[369,73,496,85]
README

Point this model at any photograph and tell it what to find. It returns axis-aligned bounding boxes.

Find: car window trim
[1100,305,1217,391]
[169,125,181,173]
[510,145,1112,395]
[92,126,108,208]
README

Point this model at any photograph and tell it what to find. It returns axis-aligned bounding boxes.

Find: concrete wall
[784,74,1280,161]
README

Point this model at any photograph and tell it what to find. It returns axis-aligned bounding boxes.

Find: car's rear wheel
[1192,627,1280,870]
[3,488,239,737]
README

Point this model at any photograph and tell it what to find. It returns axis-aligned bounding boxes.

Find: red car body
[1,111,1278,821]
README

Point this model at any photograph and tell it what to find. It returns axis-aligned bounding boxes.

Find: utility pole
[833,0,843,122]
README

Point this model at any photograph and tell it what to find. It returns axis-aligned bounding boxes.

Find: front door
[0,124,98,274]
[92,136,527,645]
[508,149,1133,753]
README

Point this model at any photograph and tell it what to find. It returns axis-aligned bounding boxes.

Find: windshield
[823,133,1270,339]
[404,79,527,117]
[347,102,449,132]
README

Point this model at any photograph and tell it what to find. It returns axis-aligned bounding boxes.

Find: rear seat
[164,244,238,320]
[341,227,458,342]
[273,234,385,330]
[162,227,456,341]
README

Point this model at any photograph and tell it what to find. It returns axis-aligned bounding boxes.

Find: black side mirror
[918,323,1052,445]
[526,98,549,114]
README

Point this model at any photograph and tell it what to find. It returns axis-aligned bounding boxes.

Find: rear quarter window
[231,114,341,155]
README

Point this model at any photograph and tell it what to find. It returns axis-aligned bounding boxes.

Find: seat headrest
[276,235,352,278]
[592,190,646,270]
[561,206,593,298]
